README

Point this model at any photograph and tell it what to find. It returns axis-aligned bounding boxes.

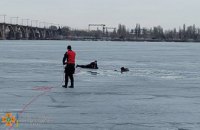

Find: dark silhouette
[121,67,129,73]
[57,24,200,42]
[62,45,76,88]
[76,60,98,69]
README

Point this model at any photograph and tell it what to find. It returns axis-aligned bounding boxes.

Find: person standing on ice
[62,45,76,88]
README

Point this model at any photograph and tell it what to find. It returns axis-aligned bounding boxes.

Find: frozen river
[0,40,200,130]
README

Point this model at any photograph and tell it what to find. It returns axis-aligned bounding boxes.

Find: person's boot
[69,82,74,88]
[62,85,67,88]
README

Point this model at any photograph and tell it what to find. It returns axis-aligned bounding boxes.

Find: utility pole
[10,17,14,24]
[0,14,6,23]
[22,19,29,26]
[16,17,19,25]
[39,22,46,28]
[44,22,47,28]
[35,20,38,27]
[31,20,33,26]
[39,22,43,28]
[10,17,19,24]
[27,19,29,26]
[31,20,38,27]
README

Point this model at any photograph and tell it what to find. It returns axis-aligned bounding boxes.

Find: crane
[88,24,106,34]
[105,27,116,33]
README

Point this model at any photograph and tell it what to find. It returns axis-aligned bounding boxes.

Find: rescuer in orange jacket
[62,45,76,88]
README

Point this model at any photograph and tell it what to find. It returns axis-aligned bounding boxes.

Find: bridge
[0,23,60,40]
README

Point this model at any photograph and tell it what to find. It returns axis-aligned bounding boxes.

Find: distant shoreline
[1,39,200,43]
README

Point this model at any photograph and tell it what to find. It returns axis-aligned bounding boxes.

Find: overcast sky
[1,0,200,29]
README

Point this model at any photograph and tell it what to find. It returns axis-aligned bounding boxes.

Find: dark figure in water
[76,60,98,69]
[121,67,129,73]
[62,45,76,88]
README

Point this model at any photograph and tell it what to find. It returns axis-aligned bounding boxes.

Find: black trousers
[65,64,75,87]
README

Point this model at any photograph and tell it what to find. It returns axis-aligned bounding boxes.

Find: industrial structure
[88,24,106,34]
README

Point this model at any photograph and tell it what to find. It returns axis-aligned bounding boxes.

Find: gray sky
[1,0,200,29]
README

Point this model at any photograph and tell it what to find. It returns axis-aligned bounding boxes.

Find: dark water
[0,40,200,130]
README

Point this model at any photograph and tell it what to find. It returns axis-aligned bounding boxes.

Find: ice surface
[0,41,200,130]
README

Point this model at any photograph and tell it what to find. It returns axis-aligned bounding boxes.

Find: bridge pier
[0,24,6,40]
[24,27,29,40]
[2,24,6,40]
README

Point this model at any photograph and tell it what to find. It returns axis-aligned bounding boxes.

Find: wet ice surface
[0,41,200,130]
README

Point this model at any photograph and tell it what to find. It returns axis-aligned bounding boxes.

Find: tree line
[54,24,200,42]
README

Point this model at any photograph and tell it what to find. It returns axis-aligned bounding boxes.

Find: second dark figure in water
[76,60,98,69]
